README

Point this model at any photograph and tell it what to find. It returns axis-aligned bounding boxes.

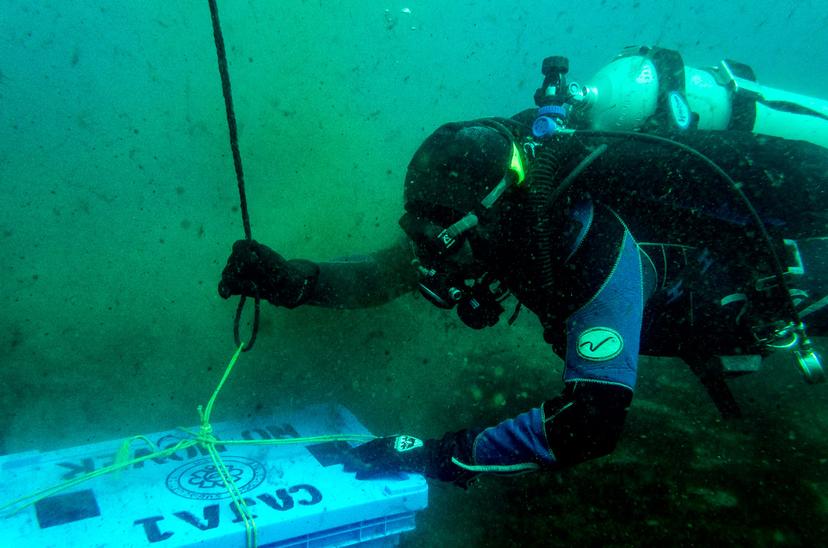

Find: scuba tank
[548,46,828,149]
[528,46,827,384]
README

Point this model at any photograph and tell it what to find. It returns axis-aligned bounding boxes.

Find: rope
[207,0,260,351]
[195,343,258,546]
[0,344,376,548]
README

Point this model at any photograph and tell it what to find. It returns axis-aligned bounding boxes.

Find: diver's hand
[343,435,429,478]
[343,431,480,487]
[218,239,319,308]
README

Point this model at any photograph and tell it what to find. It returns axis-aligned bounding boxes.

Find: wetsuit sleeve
[561,227,643,389]
[440,205,641,479]
[309,236,418,308]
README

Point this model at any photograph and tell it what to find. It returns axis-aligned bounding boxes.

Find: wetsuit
[307,118,828,479]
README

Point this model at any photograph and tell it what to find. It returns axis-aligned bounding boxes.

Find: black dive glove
[218,239,319,308]
[342,430,480,487]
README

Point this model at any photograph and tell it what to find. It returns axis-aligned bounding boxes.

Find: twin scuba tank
[533,45,828,148]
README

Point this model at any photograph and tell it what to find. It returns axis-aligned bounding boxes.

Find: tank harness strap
[638,46,692,131]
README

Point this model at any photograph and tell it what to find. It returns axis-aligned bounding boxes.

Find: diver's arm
[310,236,418,308]
[345,210,642,484]
[444,226,641,479]
[218,237,417,309]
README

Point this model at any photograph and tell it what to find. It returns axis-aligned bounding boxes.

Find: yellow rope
[0,343,375,548]
[199,341,245,426]
[197,344,257,546]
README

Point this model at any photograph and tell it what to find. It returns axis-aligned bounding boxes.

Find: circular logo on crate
[166,456,266,500]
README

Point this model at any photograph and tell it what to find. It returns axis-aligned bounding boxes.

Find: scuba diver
[218,46,828,486]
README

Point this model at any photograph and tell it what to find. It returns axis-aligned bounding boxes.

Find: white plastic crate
[0,404,428,547]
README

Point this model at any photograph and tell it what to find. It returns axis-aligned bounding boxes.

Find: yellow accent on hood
[509,142,526,185]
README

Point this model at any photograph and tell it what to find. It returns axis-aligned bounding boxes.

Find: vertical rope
[207,0,251,240]
[208,0,260,351]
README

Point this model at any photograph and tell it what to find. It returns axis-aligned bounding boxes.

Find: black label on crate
[305,441,352,467]
[35,489,101,529]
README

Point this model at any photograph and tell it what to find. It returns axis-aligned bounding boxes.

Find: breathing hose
[572,130,803,328]
[208,0,260,351]
[534,129,820,379]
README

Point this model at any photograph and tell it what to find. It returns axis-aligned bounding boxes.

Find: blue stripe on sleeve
[471,407,556,468]
[563,229,643,390]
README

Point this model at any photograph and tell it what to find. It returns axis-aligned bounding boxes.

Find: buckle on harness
[795,347,825,384]
[754,239,804,292]
[756,321,826,384]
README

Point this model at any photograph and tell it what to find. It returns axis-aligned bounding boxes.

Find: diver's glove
[218,239,319,308]
[342,430,480,487]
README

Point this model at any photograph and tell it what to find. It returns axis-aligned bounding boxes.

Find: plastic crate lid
[0,404,428,547]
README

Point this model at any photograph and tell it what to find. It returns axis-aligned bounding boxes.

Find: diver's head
[398,121,524,328]
[403,123,513,221]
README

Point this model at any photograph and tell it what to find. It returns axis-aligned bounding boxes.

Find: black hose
[208,0,260,351]
[546,143,607,205]
[572,130,804,329]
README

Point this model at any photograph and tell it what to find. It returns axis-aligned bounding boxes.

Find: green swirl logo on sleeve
[576,327,624,361]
